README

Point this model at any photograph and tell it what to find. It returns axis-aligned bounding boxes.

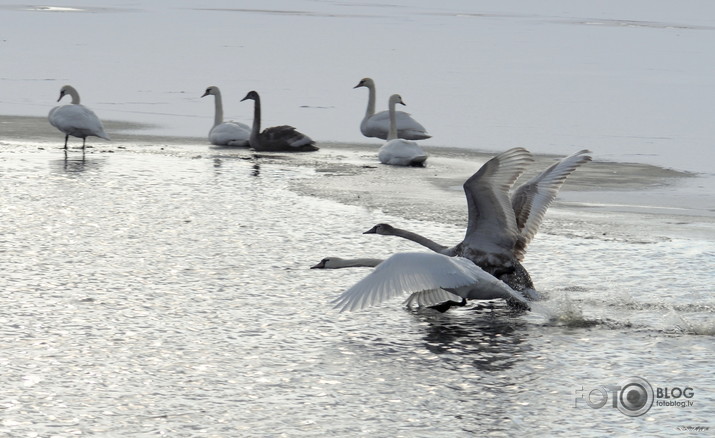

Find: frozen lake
[1,0,714,175]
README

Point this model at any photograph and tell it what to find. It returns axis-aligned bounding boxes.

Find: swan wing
[511,150,592,259]
[209,121,251,146]
[462,148,533,252]
[261,125,317,149]
[364,110,430,140]
[378,139,428,166]
[49,104,109,140]
[332,252,486,312]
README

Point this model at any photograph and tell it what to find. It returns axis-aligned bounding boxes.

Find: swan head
[363,223,396,235]
[57,85,76,102]
[388,94,406,107]
[202,86,219,98]
[311,257,346,269]
[353,77,375,89]
[241,90,260,102]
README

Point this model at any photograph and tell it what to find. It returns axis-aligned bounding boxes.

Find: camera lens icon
[617,377,654,417]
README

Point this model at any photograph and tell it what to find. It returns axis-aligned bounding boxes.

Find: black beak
[363,226,377,234]
[201,91,210,98]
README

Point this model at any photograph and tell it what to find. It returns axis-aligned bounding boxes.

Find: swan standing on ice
[365,148,592,298]
[48,85,110,149]
[240,91,318,152]
[354,77,430,140]
[311,252,528,312]
[377,95,428,166]
[201,86,251,147]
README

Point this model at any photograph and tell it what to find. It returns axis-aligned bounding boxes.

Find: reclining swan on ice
[48,85,110,149]
[365,148,592,299]
[240,90,318,152]
[201,86,251,147]
[354,77,430,140]
[378,95,428,166]
[311,252,529,312]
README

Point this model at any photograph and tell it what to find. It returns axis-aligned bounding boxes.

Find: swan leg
[64,135,69,149]
[82,137,86,150]
[428,297,467,313]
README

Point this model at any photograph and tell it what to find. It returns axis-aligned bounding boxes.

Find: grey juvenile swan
[201,86,251,147]
[48,85,110,149]
[240,91,318,152]
[311,252,528,312]
[354,77,430,140]
[365,148,592,300]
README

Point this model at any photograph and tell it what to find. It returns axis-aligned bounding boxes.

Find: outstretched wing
[462,148,534,254]
[332,252,486,312]
[511,150,592,260]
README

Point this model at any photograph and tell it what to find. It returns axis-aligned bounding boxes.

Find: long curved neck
[212,90,224,126]
[364,83,376,118]
[250,96,261,147]
[389,227,448,253]
[67,87,80,104]
[334,258,383,268]
[387,98,398,141]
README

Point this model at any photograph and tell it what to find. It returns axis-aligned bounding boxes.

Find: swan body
[377,95,428,166]
[354,78,430,140]
[240,90,318,152]
[201,86,251,146]
[315,252,528,313]
[365,148,592,296]
[48,85,110,149]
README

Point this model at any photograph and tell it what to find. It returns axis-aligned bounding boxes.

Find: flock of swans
[47,79,429,164]
[45,81,592,316]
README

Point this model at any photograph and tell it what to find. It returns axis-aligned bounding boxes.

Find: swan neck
[212,90,224,126]
[250,96,261,147]
[339,258,383,268]
[390,228,446,253]
[67,87,80,104]
[387,98,398,141]
[365,83,376,118]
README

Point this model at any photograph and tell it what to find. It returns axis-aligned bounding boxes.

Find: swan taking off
[201,86,251,147]
[354,78,430,140]
[312,252,528,313]
[365,148,592,297]
[240,91,318,152]
[48,85,110,149]
[377,94,428,166]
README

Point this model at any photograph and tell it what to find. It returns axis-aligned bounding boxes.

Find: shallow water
[0,138,713,436]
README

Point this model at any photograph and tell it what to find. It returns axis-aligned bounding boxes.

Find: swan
[377,95,428,166]
[240,90,318,152]
[354,78,430,140]
[48,85,110,149]
[201,86,251,147]
[365,148,592,297]
[311,252,529,312]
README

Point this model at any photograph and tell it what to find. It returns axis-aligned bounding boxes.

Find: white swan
[377,95,428,166]
[312,252,528,313]
[201,86,251,147]
[48,85,110,149]
[365,148,592,296]
[354,78,430,140]
[240,91,318,152]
